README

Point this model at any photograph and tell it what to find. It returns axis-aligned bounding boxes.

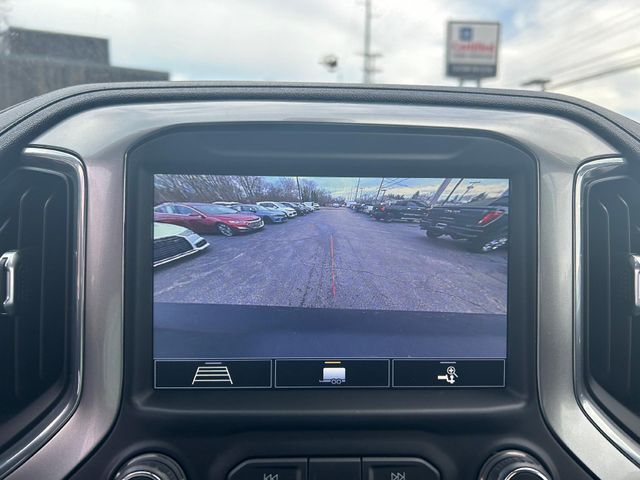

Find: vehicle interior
[0,81,639,480]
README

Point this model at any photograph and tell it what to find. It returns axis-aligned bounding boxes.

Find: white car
[304,201,320,210]
[256,201,297,217]
[153,222,209,267]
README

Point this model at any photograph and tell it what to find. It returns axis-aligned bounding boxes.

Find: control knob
[478,450,551,480]
[113,453,186,480]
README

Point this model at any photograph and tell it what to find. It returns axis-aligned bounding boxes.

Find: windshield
[193,205,238,215]
[1,1,638,121]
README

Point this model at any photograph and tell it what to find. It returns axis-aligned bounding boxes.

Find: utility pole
[374,177,385,201]
[431,178,452,205]
[361,0,381,83]
[355,177,361,201]
[296,176,302,201]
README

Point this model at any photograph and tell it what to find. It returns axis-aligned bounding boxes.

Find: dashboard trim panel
[573,157,640,466]
[0,148,86,479]
[6,98,636,479]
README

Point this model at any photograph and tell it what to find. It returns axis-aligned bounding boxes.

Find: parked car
[280,201,307,215]
[256,201,298,217]
[295,202,314,213]
[420,196,509,252]
[372,200,429,222]
[304,201,320,210]
[154,202,264,236]
[331,202,341,208]
[231,203,287,223]
[213,201,240,207]
[153,222,208,267]
[355,203,374,214]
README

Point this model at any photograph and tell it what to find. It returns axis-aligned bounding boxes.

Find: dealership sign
[446,21,500,78]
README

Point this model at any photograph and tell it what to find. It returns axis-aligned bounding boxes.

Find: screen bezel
[124,122,536,423]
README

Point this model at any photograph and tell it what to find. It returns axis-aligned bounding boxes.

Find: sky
[4,0,640,120]
[270,176,509,201]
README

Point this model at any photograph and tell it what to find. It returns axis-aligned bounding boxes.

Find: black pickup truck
[372,200,429,222]
[420,196,509,252]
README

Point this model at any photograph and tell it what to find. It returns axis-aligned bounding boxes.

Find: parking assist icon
[191,362,233,385]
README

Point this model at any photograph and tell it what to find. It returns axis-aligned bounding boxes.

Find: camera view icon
[319,362,346,385]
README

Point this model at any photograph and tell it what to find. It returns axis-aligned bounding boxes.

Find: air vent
[584,174,640,441]
[0,161,80,475]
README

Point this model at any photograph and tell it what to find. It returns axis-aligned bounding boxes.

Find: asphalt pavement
[154,207,508,314]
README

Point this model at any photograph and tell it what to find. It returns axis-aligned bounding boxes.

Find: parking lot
[154,207,507,314]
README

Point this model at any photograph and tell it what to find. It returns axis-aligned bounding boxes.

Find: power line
[549,6,638,48]
[513,0,587,38]
[523,9,640,73]
[548,56,640,89]
[381,178,411,189]
[544,41,640,77]
[517,10,640,86]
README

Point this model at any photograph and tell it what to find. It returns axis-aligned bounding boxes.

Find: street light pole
[360,0,381,83]
[521,78,551,91]
[363,0,372,83]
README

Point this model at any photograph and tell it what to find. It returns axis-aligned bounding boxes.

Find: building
[0,27,169,110]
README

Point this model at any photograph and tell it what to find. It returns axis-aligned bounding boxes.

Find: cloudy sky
[5,0,640,120]
[269,176,508,201]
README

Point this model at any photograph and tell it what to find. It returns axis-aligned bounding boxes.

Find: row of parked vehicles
[350,197,509,253]
[152,200,320,266]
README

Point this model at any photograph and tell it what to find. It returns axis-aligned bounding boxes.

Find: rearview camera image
[153,175,509,361]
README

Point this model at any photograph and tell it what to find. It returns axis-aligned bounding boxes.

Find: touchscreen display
[153,175,508,389]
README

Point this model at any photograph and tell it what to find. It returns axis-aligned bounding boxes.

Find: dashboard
[0,84,639,480]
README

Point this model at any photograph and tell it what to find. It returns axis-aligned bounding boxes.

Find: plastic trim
[8,97,630,479]
[573,157,640,466]
[0,148,86,478]
[0,250,19,315]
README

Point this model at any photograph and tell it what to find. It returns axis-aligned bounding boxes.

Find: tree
[235,176,265,201]
[277,177,297,200]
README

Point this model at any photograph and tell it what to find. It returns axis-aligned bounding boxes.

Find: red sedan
[154,202,264,236]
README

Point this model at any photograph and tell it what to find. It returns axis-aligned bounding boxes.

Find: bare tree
[155,174,343,205]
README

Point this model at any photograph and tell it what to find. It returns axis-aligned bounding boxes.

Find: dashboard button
[478,450,551,480]
[363,457,440,480]
[276,359,389,388]
[113,453,186,480]
[392,359,505,387]
[228,458,307,480]
[155,359,272,389]
[309,458,361,480]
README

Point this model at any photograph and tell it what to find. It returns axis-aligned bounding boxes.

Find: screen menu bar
[154,358,505,389]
